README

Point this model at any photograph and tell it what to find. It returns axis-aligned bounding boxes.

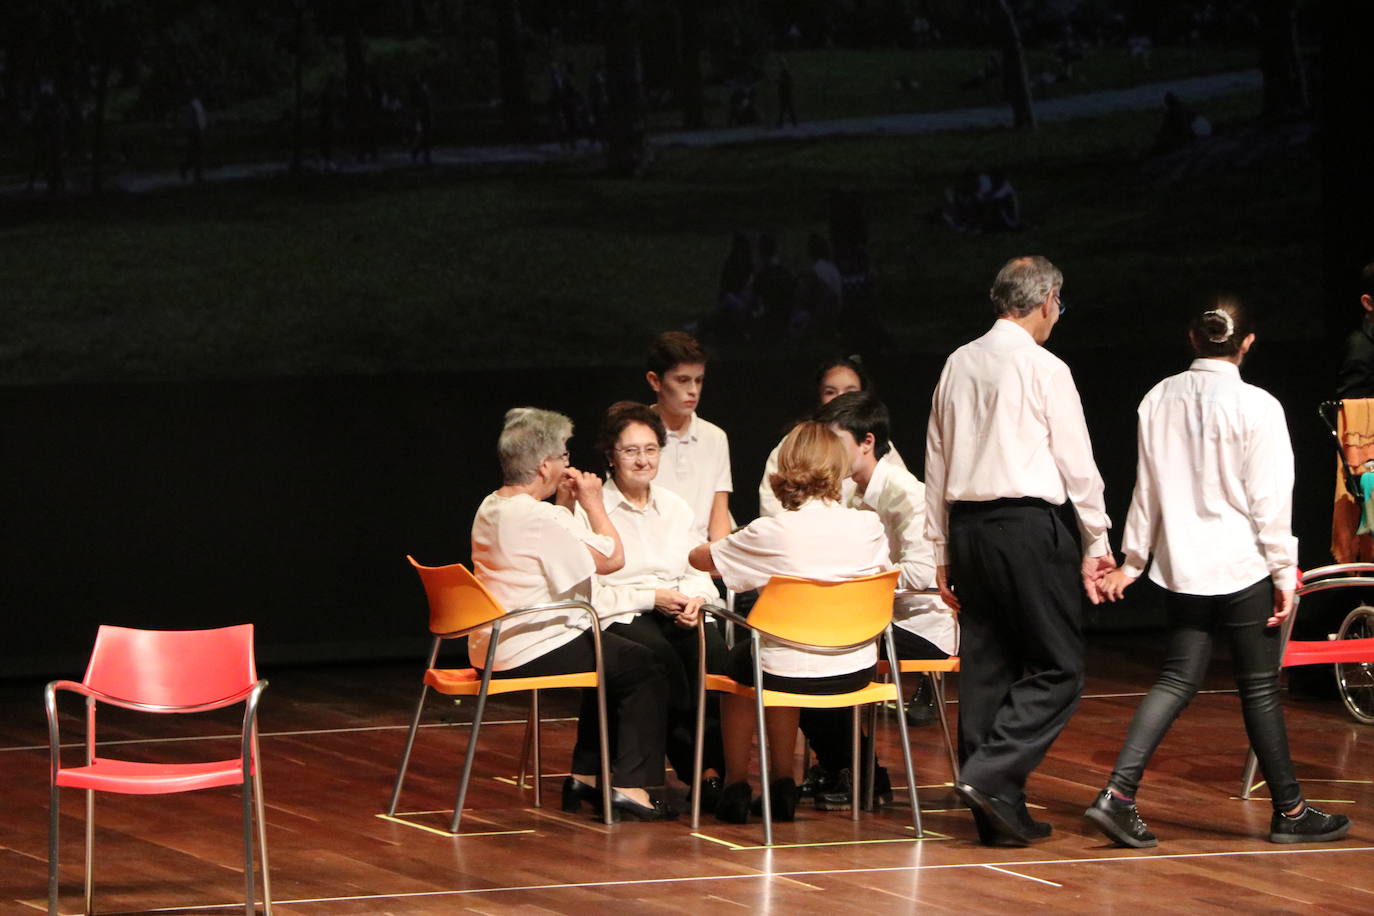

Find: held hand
[653,589,689,617]
[1268,588,1295,627]
[674,596,706,629]
[1081,553,1117,606]
[935,565,960,612]
[1099,568,1137,603]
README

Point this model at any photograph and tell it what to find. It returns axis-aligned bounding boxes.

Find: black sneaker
[798,763,830,800]
[905,676,937,727]
[1083,789,1157,848]
[815,767,855,811]
[1269,803,1351,844]
[815,765,892,810]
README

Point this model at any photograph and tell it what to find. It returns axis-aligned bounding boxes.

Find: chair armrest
[701,605,885,653]
[434,598,600,640]
[46,678,259,714]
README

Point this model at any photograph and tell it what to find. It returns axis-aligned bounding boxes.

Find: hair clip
[1201,308,1234,343]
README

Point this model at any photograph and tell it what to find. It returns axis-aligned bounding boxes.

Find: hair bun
[1200,309,1234,343]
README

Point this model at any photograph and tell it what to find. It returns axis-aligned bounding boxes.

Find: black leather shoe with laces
[1269,803,1351,844]
[1083,789,1157,848]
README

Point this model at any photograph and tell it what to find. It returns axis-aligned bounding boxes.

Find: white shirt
[655,412,732,541]
[759,439,907,518]
[1120,358,1298,594]
[849,458,958,655]
[577,479,718,627]
[925,319,1110,564]
[710,499,891,677]
[469,492,614,670]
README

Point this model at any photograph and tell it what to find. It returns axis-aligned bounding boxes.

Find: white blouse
[469,492,614,670]
[577,479,718,627]
[1120,358,1299,594]
[710,499,891,677]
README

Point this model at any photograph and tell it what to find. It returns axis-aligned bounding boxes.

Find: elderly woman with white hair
[470,407,674,821]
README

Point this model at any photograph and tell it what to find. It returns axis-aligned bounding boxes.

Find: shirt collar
[665,411,700,443]
[603,476,658,514]
[987,318,1037,345]
[1188,358,1241,377]
[856,455,891,509]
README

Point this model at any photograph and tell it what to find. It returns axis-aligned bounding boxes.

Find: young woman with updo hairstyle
[1087,297,1352,848]
[690,421,890,824]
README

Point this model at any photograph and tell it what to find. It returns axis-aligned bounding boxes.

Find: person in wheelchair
[1088,298,1352,847]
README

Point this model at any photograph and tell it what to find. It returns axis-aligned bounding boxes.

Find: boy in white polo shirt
[645,331,732,542]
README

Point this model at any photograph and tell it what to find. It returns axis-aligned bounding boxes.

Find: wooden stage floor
[3,634,1371,914]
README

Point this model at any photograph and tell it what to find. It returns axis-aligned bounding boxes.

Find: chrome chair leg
[48,783,59,916]
[530,691,542,808]
[851,706,862,823]
[751,634,773,846]
[388,652,437,816]
[242,777,256,916]
[84,789,94,915]
[451,663,497,833]
[886,633,922,837]
[1240,748,1260,800]
[515,702,534,791]
[253,733,272,915]
[931,673,959,781]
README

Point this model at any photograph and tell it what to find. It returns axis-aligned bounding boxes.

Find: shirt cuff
[633,588,658,612]
[1272,566,1298,591]
[932,543,948,566]
[1120,561,1147,580]
[1082,533,1110,558]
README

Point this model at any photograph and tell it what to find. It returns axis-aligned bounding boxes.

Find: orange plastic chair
[690,570,922,845]
[387,557,613,831]
[1240,563,1374,798]
[45,624,271,916]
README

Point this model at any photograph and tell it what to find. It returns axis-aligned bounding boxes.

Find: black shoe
[692,775,724,812]
[607,788,678,822]
[1269,803,1351,844]
[905,676,937,727]
[798,764,829,800]
[716,780,752,824]
[561,776,600,813]
[814,764,894,811]
[758,777,799,821]
[955,781,1034,846]
[1083,789,1157,848]
[1018,805,1053,840]
[815,767,855,810]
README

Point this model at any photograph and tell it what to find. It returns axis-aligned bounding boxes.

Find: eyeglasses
[1054,291,1067,315]
[552,450,570,463]
[614,445,661,459]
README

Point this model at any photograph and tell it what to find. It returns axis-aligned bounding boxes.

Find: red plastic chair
[45,624,272,915]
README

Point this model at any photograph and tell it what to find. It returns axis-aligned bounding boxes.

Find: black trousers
[1108,579,1302,812]
[950,498,1084,802]
[805,628,948,773]
[485,629,668,788]
[608,612,730,783]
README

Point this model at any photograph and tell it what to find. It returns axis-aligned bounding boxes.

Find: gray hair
[498,407,572,485]
[989,255,1063,317]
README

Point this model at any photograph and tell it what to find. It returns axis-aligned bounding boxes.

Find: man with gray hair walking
[924,255,1115,845]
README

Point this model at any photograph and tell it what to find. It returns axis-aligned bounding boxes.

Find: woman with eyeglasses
[1087,298,1351,848]
[472,407,674,821]
[577,401,731,811]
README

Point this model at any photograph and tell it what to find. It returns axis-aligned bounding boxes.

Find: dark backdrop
[2,338,1342,678]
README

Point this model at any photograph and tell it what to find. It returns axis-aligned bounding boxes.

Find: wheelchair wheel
[1335,604,1374,725]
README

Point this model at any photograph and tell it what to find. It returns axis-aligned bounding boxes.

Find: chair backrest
[747,570,899,648]
[407,556,506,635]
[83,624,257,708]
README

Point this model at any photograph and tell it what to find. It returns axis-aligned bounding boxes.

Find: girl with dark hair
[1086,298,1352,848]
